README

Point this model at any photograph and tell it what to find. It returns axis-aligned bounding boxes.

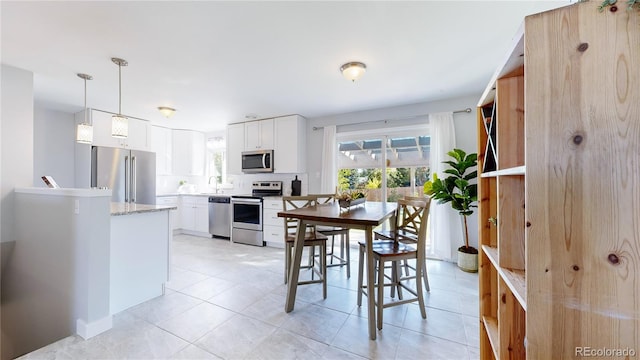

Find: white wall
[33,106,76,188]
[1,65,34,244]
[305,95,479,249]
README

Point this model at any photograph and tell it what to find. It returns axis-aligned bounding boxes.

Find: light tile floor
[20,232,479,360]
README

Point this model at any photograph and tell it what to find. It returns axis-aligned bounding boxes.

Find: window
[336,128,430,201]
[207,136,226,189]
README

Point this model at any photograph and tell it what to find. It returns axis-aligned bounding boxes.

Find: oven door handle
[232,198,263,204]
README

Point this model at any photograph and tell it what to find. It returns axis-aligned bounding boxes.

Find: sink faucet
[208,176,218,194]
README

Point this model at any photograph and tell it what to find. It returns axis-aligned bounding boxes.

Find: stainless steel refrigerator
[91,146,156,204]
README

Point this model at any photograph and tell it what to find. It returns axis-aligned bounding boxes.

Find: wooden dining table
[277,200,397,340]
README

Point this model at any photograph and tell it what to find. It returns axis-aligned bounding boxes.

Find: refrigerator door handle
[131,156,137,203]
[124,155,130,202]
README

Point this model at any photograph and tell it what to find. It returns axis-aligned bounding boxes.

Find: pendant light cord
[84,78,89,125]
[118,63,122,115]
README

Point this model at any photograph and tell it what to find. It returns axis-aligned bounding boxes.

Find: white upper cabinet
[88,109,149,151]
[274,115,306,173]
[226,123,245,175]
[244,118,274,151]
[149,126,173,175]
[172,129,205,176]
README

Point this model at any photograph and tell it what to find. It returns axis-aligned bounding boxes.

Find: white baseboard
[76,315,112,339]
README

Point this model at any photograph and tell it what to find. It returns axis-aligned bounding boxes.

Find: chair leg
[322,243,327,299]
[345,231,351,278]
[377,257,384,330]
[357,244,365,306]
[422,260,430,292]
[329,235,336,264]
[416,260,427,319]
[394,261,404,300]
[285,243,290,284]
[310,246,315,280]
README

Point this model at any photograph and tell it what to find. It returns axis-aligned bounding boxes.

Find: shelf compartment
[482,245,527,310]
[481,166,525,178]
[499,278,527,359]
[483,316,500,360]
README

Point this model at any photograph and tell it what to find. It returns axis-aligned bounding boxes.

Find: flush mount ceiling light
[158,106,176,118]
[340,61,366,82]
[111,57,129,138]
[76,73,94,144]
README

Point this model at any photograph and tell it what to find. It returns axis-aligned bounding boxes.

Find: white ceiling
[1,1,570,133]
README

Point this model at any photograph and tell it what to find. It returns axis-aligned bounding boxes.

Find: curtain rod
[311,107,472,131]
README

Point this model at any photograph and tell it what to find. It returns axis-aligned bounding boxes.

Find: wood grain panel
[498,176,525,270]
[499,278,527,359]
[496,75,525,169]
[525,1,640,357]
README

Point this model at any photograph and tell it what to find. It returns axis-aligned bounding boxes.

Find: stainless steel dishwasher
[208,196,231,239]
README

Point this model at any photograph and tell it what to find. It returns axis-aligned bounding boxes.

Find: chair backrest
[309,193,336,205]
[395,197,431,246]
[282,196,318,235]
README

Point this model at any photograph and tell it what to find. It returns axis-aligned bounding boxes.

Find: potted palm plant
[424,148,479,272]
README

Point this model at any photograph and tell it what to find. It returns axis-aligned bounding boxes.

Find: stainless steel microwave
[241,150,274,173]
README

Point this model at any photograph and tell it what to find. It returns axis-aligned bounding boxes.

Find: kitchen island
[110,201,176,314]
[6,188,175,359]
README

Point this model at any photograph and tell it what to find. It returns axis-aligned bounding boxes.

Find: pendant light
[76,73,94,144]
[111,57,128,138]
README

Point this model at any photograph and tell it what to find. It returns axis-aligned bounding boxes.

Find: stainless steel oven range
[231,181,282,246]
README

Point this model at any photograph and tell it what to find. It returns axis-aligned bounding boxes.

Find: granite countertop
[110,202,177,216]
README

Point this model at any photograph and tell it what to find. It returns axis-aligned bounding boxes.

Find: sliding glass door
[336,127,430,201]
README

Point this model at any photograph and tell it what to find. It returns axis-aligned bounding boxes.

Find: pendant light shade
[76,73,93,144]
[111,57,129,138]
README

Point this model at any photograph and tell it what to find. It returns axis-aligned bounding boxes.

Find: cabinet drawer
[156,196,178,206]
[263,225,284,243]
[263,208,283,226]
[263,197,283,210]
[181,195,208,205]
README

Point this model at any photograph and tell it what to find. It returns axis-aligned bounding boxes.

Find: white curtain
[428,112,464,262]
[320,125,337,193]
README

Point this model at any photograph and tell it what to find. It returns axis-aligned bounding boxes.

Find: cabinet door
[274,115,306,173]
[91,110,121,148]
[179,197,196,231]
[150,126,172,175]
[245,119,274,150]
[259,118,274,149]
[227,123,245,174]
[172,130,205,176]
[190,132,205,176]
[194,204,209,233]
[125,118,149,151]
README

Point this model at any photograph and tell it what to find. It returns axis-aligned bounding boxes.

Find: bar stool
[282,196,328,299]
[310,194,351,278]
[372,195,430,292]
[357,198,431,329]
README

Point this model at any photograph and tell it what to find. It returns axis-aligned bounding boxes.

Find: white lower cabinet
[262,197,284,248]
[180,196,209,234]
[156,196,180,232]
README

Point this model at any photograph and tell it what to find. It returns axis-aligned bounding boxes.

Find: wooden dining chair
[372,194,431,292]
[357,198,431,329]
[310,194,351,278]
[282,196,328,299]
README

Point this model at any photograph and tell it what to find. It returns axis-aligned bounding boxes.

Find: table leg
[285,219,306,312]
[365,225,377,340]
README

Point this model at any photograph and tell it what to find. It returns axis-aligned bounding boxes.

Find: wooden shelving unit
[477,2,640,358]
